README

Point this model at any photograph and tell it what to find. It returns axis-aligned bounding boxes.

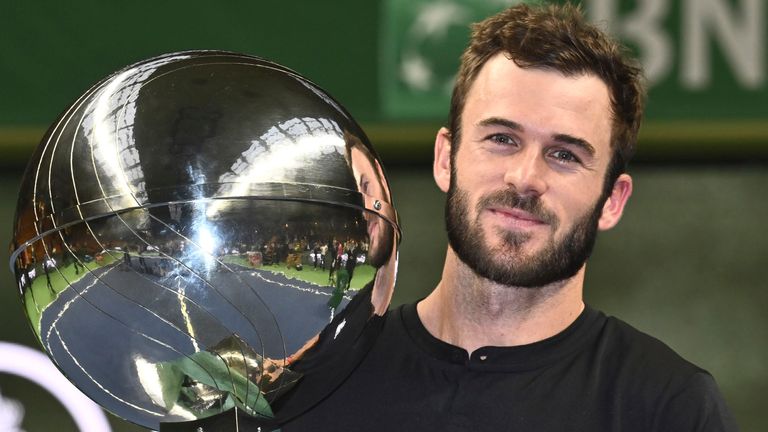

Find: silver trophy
[9,51,400,430]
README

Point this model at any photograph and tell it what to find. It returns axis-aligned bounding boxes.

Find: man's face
[437,53,629,287]
[350,146,395,268]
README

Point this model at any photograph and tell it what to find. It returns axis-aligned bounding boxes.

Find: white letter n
[682,0,765,89]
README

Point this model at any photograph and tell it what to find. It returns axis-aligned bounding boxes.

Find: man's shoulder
[577,309,738,430]
[368,302,416,351]
[598,316,703,374]
[593,312,705,383]
[593,312,734,414]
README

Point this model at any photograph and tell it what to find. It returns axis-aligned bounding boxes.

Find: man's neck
[417,248,586,355]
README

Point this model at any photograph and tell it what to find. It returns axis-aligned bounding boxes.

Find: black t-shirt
[283,303,737,431]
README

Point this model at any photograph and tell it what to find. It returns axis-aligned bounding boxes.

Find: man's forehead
[467,55,612,141]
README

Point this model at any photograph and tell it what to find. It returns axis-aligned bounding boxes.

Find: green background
[2,0,768,164]
[0,0,766,431]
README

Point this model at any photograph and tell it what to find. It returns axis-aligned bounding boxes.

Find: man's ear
[598,173,633,231]
[433,127,452,193]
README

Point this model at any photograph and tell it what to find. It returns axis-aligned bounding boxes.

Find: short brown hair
[449,2,645,184]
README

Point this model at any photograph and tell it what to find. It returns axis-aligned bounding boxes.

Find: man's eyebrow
[552,133,596,157]
[478,117,596,157]
[477,117,524,131]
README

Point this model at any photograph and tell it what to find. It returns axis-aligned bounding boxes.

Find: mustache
[476,189,558,226]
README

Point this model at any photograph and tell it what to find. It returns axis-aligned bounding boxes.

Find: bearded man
[283,2,737,431]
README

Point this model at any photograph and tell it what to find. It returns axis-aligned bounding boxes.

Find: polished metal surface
[9,51,399,429]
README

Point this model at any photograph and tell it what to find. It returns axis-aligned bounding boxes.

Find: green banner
[380,0,522,119]
[1,0,767,162]
[381,0,768,124]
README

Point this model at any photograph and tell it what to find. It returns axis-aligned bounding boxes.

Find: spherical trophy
[9,51,400,430]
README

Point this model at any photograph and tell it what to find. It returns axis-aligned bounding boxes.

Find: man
[284,2,736,431]
[344,131,399,313]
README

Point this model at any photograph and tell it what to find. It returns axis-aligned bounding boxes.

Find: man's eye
[487,134,516,145]
[550,150,580,164]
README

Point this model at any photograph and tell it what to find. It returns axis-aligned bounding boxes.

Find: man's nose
[502,147,548,196]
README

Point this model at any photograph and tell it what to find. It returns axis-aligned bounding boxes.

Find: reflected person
[345,131,397,315]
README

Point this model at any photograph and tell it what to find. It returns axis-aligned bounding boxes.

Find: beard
[366,214,396,268]
[445,180,605,288]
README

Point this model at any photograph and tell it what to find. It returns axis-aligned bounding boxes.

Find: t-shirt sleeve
[656,372,739,432]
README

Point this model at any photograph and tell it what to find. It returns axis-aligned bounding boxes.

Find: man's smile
[484,206,550,232]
